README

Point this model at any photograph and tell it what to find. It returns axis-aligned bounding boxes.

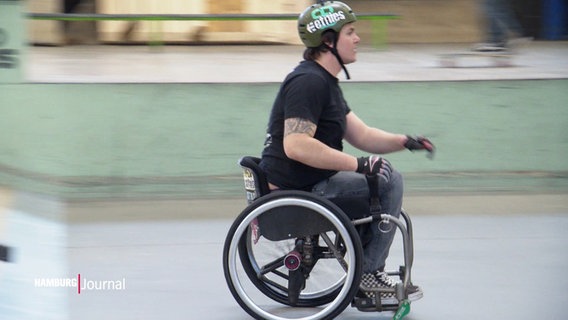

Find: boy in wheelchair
[258,0,434,307]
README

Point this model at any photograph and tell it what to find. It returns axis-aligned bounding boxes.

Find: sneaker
[407,282,423,301]
[471,42,507,52]
[359,272,398,305]
[506,37,533,50]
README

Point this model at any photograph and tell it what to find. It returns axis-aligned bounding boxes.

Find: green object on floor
[393,300,410,320]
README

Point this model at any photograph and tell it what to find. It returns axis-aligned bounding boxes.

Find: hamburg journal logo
[34,274,126,294]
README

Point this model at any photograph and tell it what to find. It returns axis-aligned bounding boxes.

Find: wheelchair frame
[223,156,416,320]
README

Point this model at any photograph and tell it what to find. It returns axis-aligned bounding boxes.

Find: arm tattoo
[284,118,317,137]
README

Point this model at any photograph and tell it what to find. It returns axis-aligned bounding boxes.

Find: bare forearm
[284,134,358,171]
[353,127,407,154]
[344,112,407,154]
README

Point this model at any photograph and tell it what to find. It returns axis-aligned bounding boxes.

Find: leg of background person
[62,0,83,42]
[64,0,82,13]
[492,0,525,42]
[483,0,507,44]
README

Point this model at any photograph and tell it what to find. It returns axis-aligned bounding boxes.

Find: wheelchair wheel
[223,191,363,320]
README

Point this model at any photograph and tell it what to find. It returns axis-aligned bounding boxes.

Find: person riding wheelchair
[223,1,434,319]
[223,156,424,319]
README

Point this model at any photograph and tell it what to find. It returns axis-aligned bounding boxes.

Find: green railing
[26,13,400,47]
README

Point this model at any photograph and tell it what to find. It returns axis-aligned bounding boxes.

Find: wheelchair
[223,156,417,320]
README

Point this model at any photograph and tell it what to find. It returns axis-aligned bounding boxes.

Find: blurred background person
[62,0,82,32]
[59,0,98,45]
[473,0,529,51]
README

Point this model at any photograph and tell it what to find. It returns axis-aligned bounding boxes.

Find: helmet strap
[325,34,351,80]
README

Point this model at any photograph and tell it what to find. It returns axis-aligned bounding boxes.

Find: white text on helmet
[307,11,346,34]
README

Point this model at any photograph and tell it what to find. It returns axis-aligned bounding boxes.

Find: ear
[321,31,337,48]
[322,37,335,48]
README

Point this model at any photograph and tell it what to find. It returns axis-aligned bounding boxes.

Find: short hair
[303,30,337,61]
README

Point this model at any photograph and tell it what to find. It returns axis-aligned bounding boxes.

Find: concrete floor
[62,213,564,320]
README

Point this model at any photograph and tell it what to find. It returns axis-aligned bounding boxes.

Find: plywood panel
[207,0,244,32]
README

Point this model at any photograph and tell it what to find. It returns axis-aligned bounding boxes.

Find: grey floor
[67,213,568,320]
[2,208,566,320]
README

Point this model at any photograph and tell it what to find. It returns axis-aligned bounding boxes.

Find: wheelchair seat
[239,156,336,241]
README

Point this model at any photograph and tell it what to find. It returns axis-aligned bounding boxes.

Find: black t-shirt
[260,60,351,190]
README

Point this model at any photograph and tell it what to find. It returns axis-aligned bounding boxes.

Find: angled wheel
[223,191,363,320]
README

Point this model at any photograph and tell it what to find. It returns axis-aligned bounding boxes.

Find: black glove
[405,135,435,158]
[356,155,392,177]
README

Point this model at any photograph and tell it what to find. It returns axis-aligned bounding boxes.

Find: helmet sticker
[307,6,347,34]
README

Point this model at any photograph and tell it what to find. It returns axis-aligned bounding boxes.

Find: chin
[346,57,357,64]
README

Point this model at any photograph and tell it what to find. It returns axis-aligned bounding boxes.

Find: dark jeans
[312,170,404,273]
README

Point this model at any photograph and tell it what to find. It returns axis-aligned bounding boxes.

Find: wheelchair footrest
[351,297,375,312]
[351,297,400,312]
